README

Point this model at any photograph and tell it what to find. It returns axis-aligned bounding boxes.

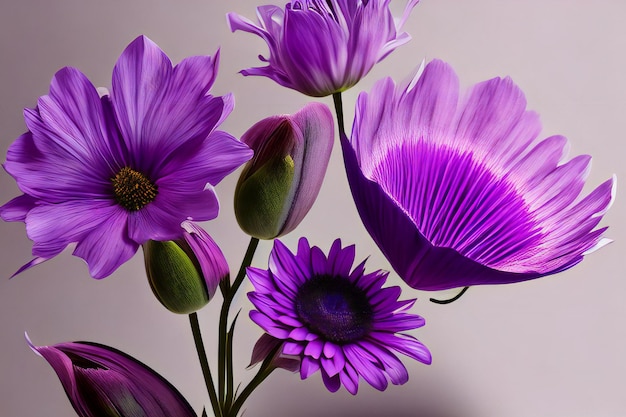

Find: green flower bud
[143,221,229,314]
[234,103,334,239]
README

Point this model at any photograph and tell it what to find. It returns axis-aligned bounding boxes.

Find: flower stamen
[111,167,158,211]
[295,275,373,344]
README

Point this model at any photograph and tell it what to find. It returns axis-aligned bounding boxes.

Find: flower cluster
[0,1,616,417]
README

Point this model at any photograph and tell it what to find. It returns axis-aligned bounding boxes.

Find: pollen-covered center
[111,167,158,212]
[295,275,373,344]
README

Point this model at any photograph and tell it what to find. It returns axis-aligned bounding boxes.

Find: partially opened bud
[143,221,229,314]
[235,103,334,239]
[28,336,197,417]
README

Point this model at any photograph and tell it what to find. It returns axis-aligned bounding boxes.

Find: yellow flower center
[111,167,158,211]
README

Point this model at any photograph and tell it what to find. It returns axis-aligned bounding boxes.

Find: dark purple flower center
[111,167,158,212]
[295,275,373,344]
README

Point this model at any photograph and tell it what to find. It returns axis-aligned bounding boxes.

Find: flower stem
[218,237,260,412]
[189,312,222,417]
[332,92,346,137]
[228,350,278,417]
[429,286,470,304]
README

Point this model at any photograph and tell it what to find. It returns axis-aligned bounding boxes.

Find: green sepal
[143,240,209,314]
[234,155,295,239]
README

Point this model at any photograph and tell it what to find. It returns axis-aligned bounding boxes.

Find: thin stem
[332,92,346,136]
[430,286,470,304]
[218,237,259,413]
[229,349,278,417]
[189,312,222,417]
[224,311,241,410]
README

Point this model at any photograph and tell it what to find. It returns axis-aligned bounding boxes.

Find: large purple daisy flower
[227,0,420,97]
[0,36,252,278]
[342,60,616,291]
[247,237,431,394]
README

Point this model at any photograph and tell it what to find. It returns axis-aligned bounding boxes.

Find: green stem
[189,312,222,417]
[229,352,278,417]
[224,312,240,410]
[218,237,260,413]
[332,92,346,137]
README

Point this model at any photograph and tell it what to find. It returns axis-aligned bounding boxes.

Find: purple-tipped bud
[143,221,229,314]
[27,336,196,417]
[234,103,334,239]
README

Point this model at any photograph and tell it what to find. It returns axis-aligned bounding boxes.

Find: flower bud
[235,103,334,239]
[28,335,196,417]
[143,221,229,314]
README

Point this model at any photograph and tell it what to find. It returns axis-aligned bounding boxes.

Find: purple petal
[72,206,138,279]
[343,344,388,391]
[228,0,418,96]
[111,36,230,175]
[181,221,229,299]
[300,356,320,379]
[0,194,37,222]
[28,337,196,417]
[345,59,614,290]
[320,367,342,392]
[126,187,219,243]
[339,362,360,395]
[279,103,334,235]
[8,122,113,203]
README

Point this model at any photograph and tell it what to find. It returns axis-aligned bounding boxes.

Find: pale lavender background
[0,1,624,416]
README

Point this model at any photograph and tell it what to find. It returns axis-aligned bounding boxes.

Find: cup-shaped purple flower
[27,336,196,417]
[342,60,616,291]
[227,0,420,97]
[143,221,229,314]
[234,103,334,239]
[0,35,252,279]
[247,238,432,394]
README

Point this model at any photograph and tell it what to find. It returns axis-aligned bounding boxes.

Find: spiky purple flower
[0,35,252,279]
[342,60,616,291]
[247,237,431,394]
[227,0,420,97]
[28,336,197,417]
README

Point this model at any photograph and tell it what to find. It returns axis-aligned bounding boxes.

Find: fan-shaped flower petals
[342,60,615,291]
[227,0,420,97]
[247,237,431,394]
[1,35,252,279]
[28,336,196,417]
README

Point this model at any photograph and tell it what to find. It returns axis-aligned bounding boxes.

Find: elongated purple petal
[0,194,37,222]
[28,337,196,417]
[181,221,229,299]
[280,103,334,235]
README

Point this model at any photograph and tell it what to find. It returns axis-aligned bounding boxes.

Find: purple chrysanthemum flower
[0,35,252,279]
[227,0,420,97]
[342,60,616,291]
[247,237,432,394]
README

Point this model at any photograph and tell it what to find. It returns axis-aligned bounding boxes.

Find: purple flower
[234,103,334,239]
[342,60,616,291]
[0,35,252,279]
[28,336,196,417]
[227,0,420,97]
[143,221,230,314]
[247,237,431,394]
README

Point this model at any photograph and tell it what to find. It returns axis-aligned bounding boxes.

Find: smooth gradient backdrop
[1,1,624,416]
